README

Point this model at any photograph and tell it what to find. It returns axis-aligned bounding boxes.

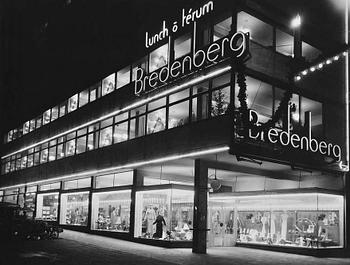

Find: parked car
[0,202,63,240]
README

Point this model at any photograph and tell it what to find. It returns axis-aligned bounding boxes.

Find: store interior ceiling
[137,151,336,184]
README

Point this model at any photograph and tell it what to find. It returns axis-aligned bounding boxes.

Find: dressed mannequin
[281,213,289,240]
[153,214,166,238]
[144,206,156,236]
[261,214,268,237]
[270,213,276,236]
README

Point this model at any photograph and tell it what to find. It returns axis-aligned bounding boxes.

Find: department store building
[0,0,349,256]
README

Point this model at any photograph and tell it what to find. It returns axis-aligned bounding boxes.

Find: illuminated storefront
[0,0,349,256]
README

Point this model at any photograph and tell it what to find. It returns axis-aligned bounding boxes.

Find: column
[192,159,208,253]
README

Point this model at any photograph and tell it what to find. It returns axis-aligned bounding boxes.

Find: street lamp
[291,14,301,28]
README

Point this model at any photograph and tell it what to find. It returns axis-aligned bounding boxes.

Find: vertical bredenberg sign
[135,1,249,96]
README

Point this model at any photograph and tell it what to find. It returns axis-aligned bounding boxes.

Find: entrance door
[207,197,238,247]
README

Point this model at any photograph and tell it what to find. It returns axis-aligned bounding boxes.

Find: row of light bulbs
[294,51,348,81]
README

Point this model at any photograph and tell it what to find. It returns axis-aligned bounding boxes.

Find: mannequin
[281,212,289,240]
[270,213,276,236]
[261,214,268,238]
[144,206,156,236]
[153,214,166,238]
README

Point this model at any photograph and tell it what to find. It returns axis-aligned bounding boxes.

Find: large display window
[91,190,131,232]
[60,192,89,226]
[24,192,36,219]
[134,187,193,241]
[208,193,343,248]
[36,193,59,221]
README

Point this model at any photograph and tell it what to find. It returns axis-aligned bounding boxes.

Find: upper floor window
[302,41,322,62]
[149,44,168,72]
[276,29,294,57]
[213,17,232,41]
[174,34,191,59]
[117,66,131,89]
[68,94,78,113]
[237,11,273,47]
[102,73,115,96]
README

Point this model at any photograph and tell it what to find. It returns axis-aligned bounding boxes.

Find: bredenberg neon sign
[248,108,342,162]
[135,4,249,97]
[135,29,248,96]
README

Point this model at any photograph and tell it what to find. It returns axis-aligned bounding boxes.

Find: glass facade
[134,188,194,241]
[36,193,59,221]
[0,2,347,255]
[91,190,131,232]
[60,192,89,226]
[208,193,343,248]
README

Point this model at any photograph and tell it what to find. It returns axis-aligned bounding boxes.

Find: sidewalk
[61,230,350,265]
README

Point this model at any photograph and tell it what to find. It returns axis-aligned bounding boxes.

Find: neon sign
[145,1,214,48]
[135,27,249,96]
[248,109,342,162]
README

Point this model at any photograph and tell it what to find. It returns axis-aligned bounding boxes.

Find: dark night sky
[0,0,345,142]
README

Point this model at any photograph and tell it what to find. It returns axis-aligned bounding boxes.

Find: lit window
[99,126,112,147]
[276,29,294,57]
[147,108,166,134]
[169,101,189,128]
[23,121,30,135]
[40,149,48,163]
[302,42,322,62]
[66,139,76,156]
[43,109,51,125]
[211,86,230,117]
[102,73,115,96]
[150,44,168,72]
[117,66,130,89]
[114,121,128,143]
[36,116,42,129]
[59,102,67,117]
[48,147,56,161]
[237,12,273,47]
[79,89,89,108]
[76,136,87,154]
[91,190,131,233]
[213,17,232,41]
[51,106,59,121]
[36,193,59,221]
[68,94,78,112]
[60,192,89,226]
[174,34,191,59]
[29,119,36,132]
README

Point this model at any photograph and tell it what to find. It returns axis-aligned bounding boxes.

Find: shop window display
[24,192,36,219]
[60,192,89,226]
[36,193,59,221]
[91,190,131,232]
[208,193,343,248]
[134,188,193,241]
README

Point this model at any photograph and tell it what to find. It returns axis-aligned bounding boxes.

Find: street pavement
[1,230,350,265]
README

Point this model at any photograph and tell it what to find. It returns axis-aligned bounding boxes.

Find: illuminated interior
[134,188,194,241]
[208,193,344,248]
